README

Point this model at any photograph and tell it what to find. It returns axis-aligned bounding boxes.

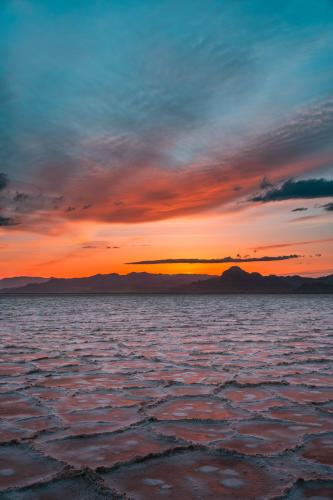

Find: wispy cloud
[321,202,333,211]
[289,214,323,223]
[81,240,114,249]
[291,207,308,212]
[37,240,118,267]
[252,237,333,252]
[126,255,301,265]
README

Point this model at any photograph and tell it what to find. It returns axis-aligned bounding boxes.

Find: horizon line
[2,265,333,281]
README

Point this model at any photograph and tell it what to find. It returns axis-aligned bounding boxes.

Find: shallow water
[0,294,332,498]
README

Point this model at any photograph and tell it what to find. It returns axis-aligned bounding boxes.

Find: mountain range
[0,272,210,294]
[0,267,332,294]
[0,276,48,290]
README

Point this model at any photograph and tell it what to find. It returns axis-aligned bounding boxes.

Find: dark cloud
[251,178,333,202]
[260,177,273,189]
[320,202,333,211]
[126,255,300,265]
[0,216,16,226]
[13,192,29,203]
[0,173,8,191]
[291,207,308,212]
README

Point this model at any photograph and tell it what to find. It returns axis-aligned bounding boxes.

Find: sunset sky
[0,0,333,278]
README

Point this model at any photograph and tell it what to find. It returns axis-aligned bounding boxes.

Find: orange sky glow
[1,200,332,278]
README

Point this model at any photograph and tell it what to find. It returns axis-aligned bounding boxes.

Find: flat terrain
[0,295,332,499]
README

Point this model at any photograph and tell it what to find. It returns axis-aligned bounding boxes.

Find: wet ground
[0,294,332,499]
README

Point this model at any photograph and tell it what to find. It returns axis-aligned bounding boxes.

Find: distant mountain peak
[222,266,248,277]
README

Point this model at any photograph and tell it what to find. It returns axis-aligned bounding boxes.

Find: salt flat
[0,295,332,499]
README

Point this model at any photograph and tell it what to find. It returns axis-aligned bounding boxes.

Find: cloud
[0,175,15,226]
[252,237,333,251]
[80,240,115,249]
[291,207,308,212]
[42,99,333,225]
[82,245,103,249]
[321,202,333,211]
[260,177,273,189]
[10,100,329,230]
[37,253,77,268]
[289,214,322,223]
[37,240,118,267]
[13,191,29,203]
[0,216,16,226]
[0,173,8,191]
[126,255,301,265]
[251,177,333,202]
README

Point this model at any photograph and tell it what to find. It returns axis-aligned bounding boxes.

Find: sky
[0,0,333,278]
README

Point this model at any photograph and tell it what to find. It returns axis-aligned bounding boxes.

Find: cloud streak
[126,255,301,265]
[252,238,333,251]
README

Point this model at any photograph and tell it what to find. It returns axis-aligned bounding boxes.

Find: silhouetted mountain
[175,266,333,294]
[0,268,332,294]
[296,281,333,294]
[0,276,48,290]
[318,274,333,285]
[0,272,211,294]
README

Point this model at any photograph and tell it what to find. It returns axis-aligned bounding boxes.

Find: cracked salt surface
[0,294,332,498]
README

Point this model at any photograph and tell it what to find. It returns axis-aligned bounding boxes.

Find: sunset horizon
[2,260,333,280]
[1,1,333,280]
